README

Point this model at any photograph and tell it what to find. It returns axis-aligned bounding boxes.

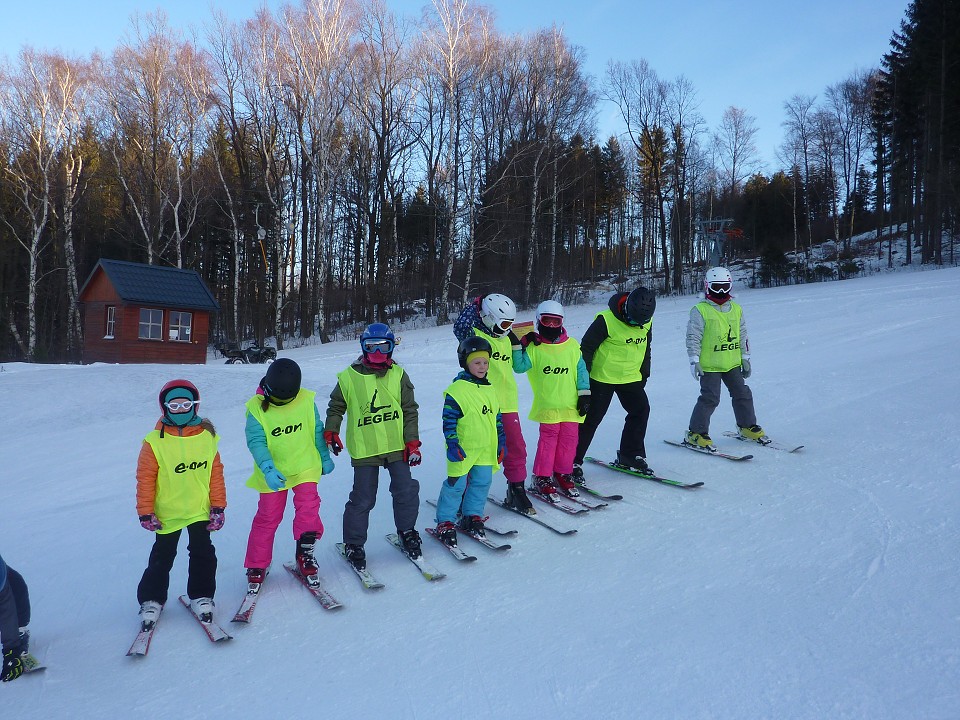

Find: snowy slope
[2,266,959,719]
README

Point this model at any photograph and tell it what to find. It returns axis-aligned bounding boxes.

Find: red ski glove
[324,431,343,456]
[403,440,422,467]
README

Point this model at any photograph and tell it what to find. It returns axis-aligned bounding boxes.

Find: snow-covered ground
[2,265,959,719]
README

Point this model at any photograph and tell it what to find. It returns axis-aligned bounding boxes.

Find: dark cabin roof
[81,259,220,311]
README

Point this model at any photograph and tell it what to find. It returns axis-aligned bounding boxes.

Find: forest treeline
[0,0,956,362]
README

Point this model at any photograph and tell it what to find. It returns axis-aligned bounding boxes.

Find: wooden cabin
[79,259,220,364]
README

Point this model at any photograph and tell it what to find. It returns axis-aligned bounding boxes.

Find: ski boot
[343,543,366,571]
[397,529,422,560]
[738,425,771,445]
[531,475,559,496]
[246,567,266,591]
[571,463,585,482]
[458,514,486,538]
[684,430,715,450]
[435,521,458,547]
[554,472,580,498]
[504,481,535,515]
[296,531,319,579]
[190,597,215,624]
[139,600,162,632]
[615,451,654,476]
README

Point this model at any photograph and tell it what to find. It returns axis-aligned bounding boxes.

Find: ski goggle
[165,399,198,412]
[538,314,563,328]
[495,319,513,332]
[708,281,731,295]
[361,338,394,354]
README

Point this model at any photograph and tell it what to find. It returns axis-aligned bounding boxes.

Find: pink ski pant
[501,411,528,484]
[531,421,579,477]
[244,484,324,569]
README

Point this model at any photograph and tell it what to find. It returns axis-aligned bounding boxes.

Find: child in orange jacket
[135,379,226,629]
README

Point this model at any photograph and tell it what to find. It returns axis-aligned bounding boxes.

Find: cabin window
[168,311,193,342]
[105,306,116,339]
[138,308,163,340]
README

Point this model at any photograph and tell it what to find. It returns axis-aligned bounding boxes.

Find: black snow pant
[137,521,217,606]
[575,379,651,464]
[342,460,420,546]
[0,568,30,651]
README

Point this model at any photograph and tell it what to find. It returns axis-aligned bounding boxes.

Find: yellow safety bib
[475,328,519,413]
[337,365,405,459]
[589,309,652,384]
[444,378,500,477]
[525,339,584,424]
[696,301,744,373]
[245,390,322,492]
[145,429,219,534]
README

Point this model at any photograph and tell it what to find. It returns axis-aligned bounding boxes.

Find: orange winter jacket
[136,419,227,516]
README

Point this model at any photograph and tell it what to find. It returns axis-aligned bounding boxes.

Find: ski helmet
[624,287,656,326]
[535,300,564,326]
[360,323,395,364]
[479,293,517,337]
[704,267,733,298]
[158,379,199,426]
[457,335,492,369]
[260,358,301,401]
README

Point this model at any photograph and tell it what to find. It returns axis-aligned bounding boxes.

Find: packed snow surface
[2,266,958,719]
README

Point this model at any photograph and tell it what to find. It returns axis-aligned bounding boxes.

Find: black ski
[487,495,577,535]
[426,498,518,538]
[424,527,478,561]
[586,456,705,489]
[528,487,589,514]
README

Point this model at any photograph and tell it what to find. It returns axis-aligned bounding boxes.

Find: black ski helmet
[624,287,656,326]
[457,335,492,369]
[260,358,301,400]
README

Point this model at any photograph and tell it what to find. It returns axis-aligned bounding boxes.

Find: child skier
[453,293,533,514]
[0,553,31,682]
[573,287,657,477]
[435,336,505,546]
[136,380,226,627]
[324,323,422,570]
[684,267,767,449]
[243,359,334,585]
[518,300,591,498]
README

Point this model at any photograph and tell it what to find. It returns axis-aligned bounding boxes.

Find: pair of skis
[127,596,233,657]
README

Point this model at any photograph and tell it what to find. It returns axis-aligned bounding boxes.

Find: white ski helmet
[480,293,517,337]
[704,267,733,296]
[535,299,564,325]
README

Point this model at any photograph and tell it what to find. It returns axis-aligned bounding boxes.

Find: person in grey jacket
[684,267,767,450]
[0,552,31,682]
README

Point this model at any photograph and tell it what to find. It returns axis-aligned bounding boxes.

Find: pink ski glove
[139,513,162,532]
[206,507,225,532]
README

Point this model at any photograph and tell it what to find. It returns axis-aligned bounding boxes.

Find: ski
[178,595,232,642]
[572,478,623,501]
[335,543,386,589]
[457,527,511,552]
[487,495,577,535]
[424,527,478,561]
[385,534,446,581]
[586,456,705,489]
[663,439,753,461]
[283,562,343,609]
[721,431,804,453]
[22,653,46,674]
[231,574,266,624]
[558,491,608,510]
[528,487,589,514]
[426,498,519,537]
[127,606,163,657]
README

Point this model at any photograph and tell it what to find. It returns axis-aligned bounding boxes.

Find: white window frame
[105,306,116,339]
[138,308,163,341]
[168,311,193,342]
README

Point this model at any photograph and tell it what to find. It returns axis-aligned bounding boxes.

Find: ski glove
[321,457,335,475]
[324,431,343,456]
[508,330,522,348]
[520,333,540,348]
[2,649,23,682]
[497,443,506,465]
[577,394,591,417]
[404,440,423,467]
[261,462,287,491]
[446,441,466,463]
[690,361,704,380]
[741,358,752,378]
[206,507,225,532]
[139,513,162,532]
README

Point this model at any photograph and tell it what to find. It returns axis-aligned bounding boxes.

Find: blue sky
[1,0,908,169]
